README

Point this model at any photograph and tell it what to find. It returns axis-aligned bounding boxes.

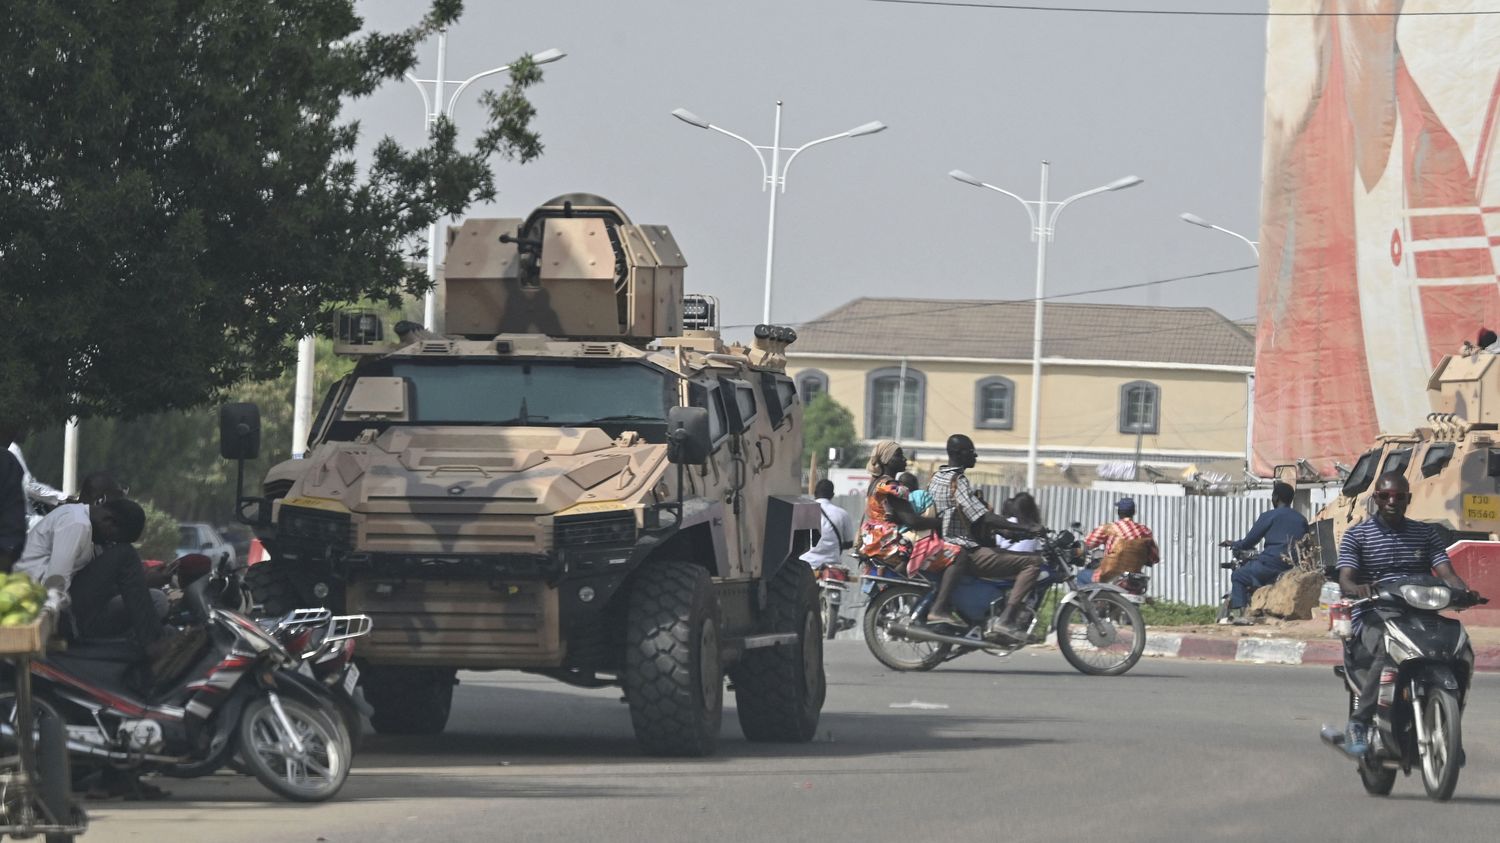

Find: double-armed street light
[672,102,886,324]
[950,163,1143,489]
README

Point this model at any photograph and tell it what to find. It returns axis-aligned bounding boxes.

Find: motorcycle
[1319,575,1487,801]
[3,577,361,802]
[816,564,855,641]
[1214,547,1259,624]
[255,608,372,748]
[860,529,1147,676]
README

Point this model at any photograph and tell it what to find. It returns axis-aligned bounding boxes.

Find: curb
[1148,630,1500,672]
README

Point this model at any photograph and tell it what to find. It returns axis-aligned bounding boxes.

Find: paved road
[84,643,1500,842]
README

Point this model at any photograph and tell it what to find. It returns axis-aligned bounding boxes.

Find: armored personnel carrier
[220,194,826,756]
[1309,348,1500,610]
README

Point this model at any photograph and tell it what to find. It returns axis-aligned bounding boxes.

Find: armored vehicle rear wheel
[622,561,723,757]
[731,561,825,743]
[247,559,300,617]
[364,666,456,735]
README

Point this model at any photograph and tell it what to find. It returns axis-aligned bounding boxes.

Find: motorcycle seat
[42,638,146,697]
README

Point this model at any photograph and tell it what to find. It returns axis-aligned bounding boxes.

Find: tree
[802,393,862,476]
[24,337,353,524]
[0,0,547,429]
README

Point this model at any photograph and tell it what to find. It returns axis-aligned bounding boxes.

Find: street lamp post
[1179,212,1259,259]
[950,162,1143,489]
[1180,211,1259,474]
[672,102,886,324]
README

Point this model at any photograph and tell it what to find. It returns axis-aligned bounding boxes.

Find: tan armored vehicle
[220,194,826,756]
[1309,349,1500,603]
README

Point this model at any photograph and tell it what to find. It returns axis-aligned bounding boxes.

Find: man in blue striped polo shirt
[1336,471,1476,756]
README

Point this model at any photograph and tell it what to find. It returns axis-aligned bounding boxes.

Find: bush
[136,500,180,563]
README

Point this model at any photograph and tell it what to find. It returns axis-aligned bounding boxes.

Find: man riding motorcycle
[1336,472,1479,757]
[1218,481,1308,623]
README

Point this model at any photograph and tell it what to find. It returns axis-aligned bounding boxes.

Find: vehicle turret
[1428,351,1500,423]
[441,193,686,341]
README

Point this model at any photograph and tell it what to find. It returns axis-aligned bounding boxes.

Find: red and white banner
[1254,1,1500,475]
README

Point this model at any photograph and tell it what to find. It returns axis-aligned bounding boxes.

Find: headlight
[1399,584,1452,611]
[281,506,352,544]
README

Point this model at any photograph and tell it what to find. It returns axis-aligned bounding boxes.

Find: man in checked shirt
[925,434,1042,641]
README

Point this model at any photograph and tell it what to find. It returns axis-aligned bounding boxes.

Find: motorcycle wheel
[1215,595,1232,624]
[861,585,950,671]
[1055,591,1146,676]
[1420,689,1462,801]
[821,590,838,641]
[238,694,351,802]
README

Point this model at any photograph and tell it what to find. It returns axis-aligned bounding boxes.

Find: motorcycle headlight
[1398,584,1452,611]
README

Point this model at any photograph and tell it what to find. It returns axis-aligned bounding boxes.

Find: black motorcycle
[1214,546,1259,624]
[1319,574,1487,801]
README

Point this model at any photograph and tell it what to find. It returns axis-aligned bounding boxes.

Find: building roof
[790,297,1254,368]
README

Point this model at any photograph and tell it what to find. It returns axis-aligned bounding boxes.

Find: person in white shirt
[16,500,161,647]
[995,492,1044,552]
[7,442,67,528]
[800,480,856,569]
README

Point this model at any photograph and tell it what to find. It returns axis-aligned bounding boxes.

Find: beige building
[787,298,1255,486]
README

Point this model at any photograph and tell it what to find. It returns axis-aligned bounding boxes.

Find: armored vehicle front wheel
[731,561,825,743]
[622,561,724,757]
[363,666,456,736]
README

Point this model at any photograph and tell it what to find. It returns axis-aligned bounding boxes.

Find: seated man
[925,434,1043,641]
[1219,481,1308,622]
[15,499,162,648]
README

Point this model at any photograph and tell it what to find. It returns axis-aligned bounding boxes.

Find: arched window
[795,369,828,403]
[974,376,1015,430]
[865,367,925,440]
[1119,381,1160,434]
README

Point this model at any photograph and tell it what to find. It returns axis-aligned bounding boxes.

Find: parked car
[176,522,236,568]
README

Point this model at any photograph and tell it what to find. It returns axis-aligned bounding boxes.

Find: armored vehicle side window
[758,373,798,429]
[310,375,353,444]
[1420,442,1456,478]
[689,383,729,445]
[718,378,757,434]
[1380,447,1412,478]
[1342,449,1380,497]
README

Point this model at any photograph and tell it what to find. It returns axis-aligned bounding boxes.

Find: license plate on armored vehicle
[1464,494,1499,522]
[343,663,360,694]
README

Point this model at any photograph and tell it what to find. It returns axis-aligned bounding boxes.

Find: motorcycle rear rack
[322,614,373,645]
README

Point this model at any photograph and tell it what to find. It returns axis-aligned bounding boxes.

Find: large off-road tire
[247,559,300,616]
[733,562,826,743]
[364,666,456,736]
[622,561,724,757]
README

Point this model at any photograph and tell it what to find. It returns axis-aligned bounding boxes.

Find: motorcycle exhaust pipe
[889,620,1010,652]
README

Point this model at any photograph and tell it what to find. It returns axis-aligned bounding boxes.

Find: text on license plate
[1464,494,1499,522]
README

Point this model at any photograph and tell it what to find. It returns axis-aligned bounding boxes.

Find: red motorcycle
[816,564,855,640]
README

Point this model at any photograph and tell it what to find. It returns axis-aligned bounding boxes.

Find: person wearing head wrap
[856,442,946,572]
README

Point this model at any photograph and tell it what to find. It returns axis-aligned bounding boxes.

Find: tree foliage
[0,0,548,429]
[802,393,862,475]
[24,338,353,524]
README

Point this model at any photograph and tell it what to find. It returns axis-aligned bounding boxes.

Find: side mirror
[666,406,712,466]
[220,403,262,460]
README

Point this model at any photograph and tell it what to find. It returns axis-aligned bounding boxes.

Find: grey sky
[351,0,1268,331]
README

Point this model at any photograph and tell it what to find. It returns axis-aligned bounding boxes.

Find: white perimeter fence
[831,487,1292,606]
